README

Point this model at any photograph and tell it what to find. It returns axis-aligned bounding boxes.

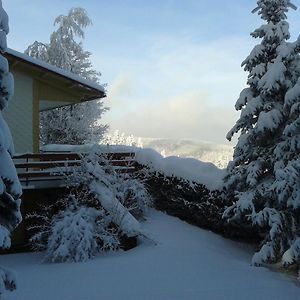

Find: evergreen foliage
[0,1,22,296]
[139,167,259,242]
[25,7,107,145]
[224,0,300,267]
[45,197,120,263]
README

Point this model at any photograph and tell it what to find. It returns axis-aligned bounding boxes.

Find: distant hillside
[141,138,233,169]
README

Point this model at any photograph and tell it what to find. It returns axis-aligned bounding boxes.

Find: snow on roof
[6,48,105,94]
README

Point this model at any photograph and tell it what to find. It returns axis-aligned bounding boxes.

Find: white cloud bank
[100,36,252,143]
[105,89,238,143]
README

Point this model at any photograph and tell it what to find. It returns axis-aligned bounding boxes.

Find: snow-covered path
[1,210,300,300]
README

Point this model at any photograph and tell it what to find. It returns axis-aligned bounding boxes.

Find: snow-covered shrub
[116,176,150,219]
[46,204,99,263]
[29,194,120,263]
[224,0,300,269]
[29,146,151,262]
[45,198,119,263]
[69,146,151,224]
[0,1,22,297]
[26,8,108,145]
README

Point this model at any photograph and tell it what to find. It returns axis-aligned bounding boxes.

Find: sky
[4,0,300,144]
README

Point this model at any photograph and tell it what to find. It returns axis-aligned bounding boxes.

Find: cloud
[101,35,247,143]
[107,74,133,103]
[104,90,239,143]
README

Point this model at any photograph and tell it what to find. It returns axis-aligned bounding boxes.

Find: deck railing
[13,152,137,188]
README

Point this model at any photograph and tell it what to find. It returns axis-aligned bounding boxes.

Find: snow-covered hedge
[142,171,259,242]
[134,148,224,191]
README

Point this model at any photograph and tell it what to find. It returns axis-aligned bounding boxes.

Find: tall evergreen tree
[0,0,22,295]
[224,0,300,267]
[25,8,107,145]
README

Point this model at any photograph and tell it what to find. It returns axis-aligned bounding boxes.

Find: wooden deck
[13,151,137,189]
[5,151,138,252]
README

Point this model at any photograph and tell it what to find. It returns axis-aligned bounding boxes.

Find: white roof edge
[6,48,105,94]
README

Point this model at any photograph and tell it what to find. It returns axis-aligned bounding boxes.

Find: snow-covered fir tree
[0,1,22,295]
[25,7,107,145]
[224,0,300,267]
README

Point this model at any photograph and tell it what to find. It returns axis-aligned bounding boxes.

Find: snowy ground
[1,210,300,300]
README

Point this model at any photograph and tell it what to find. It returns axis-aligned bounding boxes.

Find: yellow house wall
[33,80,83,153]
[3,63,98,154]
[2,70,34,154]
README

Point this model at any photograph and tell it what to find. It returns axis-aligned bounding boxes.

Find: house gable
[2,50,106,154]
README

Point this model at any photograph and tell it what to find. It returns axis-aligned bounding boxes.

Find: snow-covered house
[3,49,105,154]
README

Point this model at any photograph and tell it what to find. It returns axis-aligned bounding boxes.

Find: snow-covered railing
[13,152,137,188]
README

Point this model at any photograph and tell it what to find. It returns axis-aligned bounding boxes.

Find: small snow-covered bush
[46,204,98,263]
[44,197,119,263]
[117,176,151,219]
[29,193,120,263]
